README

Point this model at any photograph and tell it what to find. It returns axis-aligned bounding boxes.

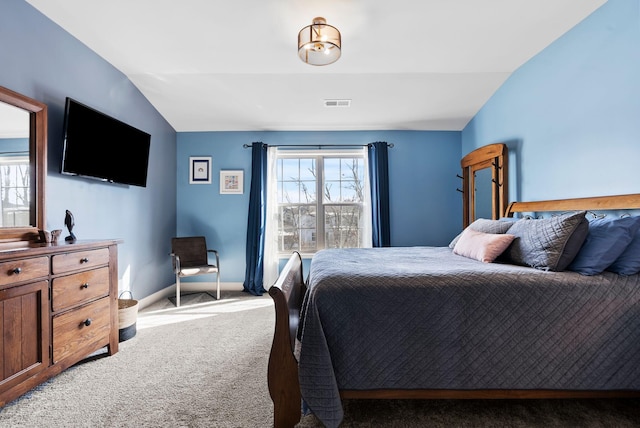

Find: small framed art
[189,157,212,184]
[220,170,243,194]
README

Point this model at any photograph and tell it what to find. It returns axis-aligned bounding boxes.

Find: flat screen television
[61,97,151,187]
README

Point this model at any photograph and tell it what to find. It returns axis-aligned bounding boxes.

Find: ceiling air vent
[324,99,351,108]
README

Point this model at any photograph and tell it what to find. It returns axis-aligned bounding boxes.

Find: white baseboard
[137,282,244,310]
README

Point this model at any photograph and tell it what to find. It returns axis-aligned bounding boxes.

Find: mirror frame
[0,86,47,242]
[461,143,508,228]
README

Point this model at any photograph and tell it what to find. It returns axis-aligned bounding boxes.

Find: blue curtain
[368,142,391,247]
[243,142,268,296]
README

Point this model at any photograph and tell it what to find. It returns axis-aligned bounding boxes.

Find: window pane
[323,157,364,203]
[344,158,364,203]
[278,158,316,203]
[344,158,364,182]
[299,205,316,228]
[280,206,296,229]
[279,204,299,252]
[299,181,316,203]
[299,205,316,251]
[281,159,299,181]
[324,205,363,249]
[281,181,300,203]
[299,158,316,181]
[323,158,341,181]
[277,205,317,252]
[281,230,299,252]
[340,184,359,202]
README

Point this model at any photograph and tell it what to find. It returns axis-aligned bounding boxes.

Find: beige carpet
[1,291,639,427]
[0,292,275,427]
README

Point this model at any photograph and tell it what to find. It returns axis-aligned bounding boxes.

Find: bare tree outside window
[0,158,30,227]
[323,158,365,249]
[276,152,365,255]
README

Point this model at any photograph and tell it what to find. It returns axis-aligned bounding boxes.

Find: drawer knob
[80,257,89,263]
[81,283,89,289]
[83,318,92,327]
[12,267,22,275]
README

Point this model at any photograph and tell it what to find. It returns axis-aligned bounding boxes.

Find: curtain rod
[242,143,394,149]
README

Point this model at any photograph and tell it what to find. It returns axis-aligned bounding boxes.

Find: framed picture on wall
[189,156,212,184]
[220,170,243,194]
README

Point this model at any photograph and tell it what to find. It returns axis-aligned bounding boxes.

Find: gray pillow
[449,218,516,249]
[502,211,587,271]
[556,216,589,271]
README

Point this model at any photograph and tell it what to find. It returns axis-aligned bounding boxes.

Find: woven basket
[118,291,139,342]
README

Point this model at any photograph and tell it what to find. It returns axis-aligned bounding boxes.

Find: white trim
[136,282,244,310]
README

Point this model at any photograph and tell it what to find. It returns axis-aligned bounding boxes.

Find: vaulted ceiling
[26,0,607,132]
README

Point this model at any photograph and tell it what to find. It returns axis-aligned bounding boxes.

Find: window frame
[274,149,366,257]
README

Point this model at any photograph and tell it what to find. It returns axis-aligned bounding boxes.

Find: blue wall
[177,131,462,282]
[462,0,640,203]
[0,0,177,299]
[9,0,631,297]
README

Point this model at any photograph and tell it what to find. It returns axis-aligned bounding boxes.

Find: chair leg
[176,274,181,307]
[216,271,220,300]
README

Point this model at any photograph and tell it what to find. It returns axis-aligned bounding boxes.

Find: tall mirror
[460,143,508,228]
[473,166,493,219]
[0,86,47,242]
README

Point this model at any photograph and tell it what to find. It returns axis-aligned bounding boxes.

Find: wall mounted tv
[61,97,151,187]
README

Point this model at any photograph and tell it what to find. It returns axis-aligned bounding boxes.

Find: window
[274,150,368,255]
[0,156,30,227]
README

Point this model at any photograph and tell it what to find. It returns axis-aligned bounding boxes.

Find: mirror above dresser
[0,86,47,243]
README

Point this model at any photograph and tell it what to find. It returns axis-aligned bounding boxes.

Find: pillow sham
[567,216,640,275]
[555,216,589,271]
[448,218,515,249]
[452,228,516,263]
[502,210,587,271]
[607,225,640,276]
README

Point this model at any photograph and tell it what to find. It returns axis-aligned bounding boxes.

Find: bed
[267,193,640,428]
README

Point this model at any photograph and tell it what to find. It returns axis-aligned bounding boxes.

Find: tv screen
[61,97,151,187]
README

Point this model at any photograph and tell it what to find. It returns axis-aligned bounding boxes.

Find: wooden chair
[170,236,220,306]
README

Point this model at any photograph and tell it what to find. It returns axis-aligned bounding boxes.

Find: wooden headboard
[505,193,640,217]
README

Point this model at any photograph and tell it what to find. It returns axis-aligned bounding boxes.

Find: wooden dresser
[0,239,120,407]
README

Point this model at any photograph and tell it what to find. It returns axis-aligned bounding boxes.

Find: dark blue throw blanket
[297,247,640,428]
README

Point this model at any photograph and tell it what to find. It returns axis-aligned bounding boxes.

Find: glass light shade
[298,17,341,66]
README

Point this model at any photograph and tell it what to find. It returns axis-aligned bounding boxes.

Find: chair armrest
[207,249,220,269]
[170,252,180,273]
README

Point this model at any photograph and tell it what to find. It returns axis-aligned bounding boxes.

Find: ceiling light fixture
[298,17,341,66]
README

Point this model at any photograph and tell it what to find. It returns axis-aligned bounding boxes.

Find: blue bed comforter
[297,247,640,427]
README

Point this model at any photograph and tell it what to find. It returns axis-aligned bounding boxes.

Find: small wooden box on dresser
[0,239,121,406]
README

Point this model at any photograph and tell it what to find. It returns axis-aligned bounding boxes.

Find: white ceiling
[24,0,607,132]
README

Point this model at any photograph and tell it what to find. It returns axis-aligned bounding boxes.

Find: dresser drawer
[51,248,110,274]
[0,256,49,287]
[52,267,110,312]
[52,297,111,363]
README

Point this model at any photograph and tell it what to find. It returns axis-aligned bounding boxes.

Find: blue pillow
[567,216,640,275]
[607,226,640,275]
